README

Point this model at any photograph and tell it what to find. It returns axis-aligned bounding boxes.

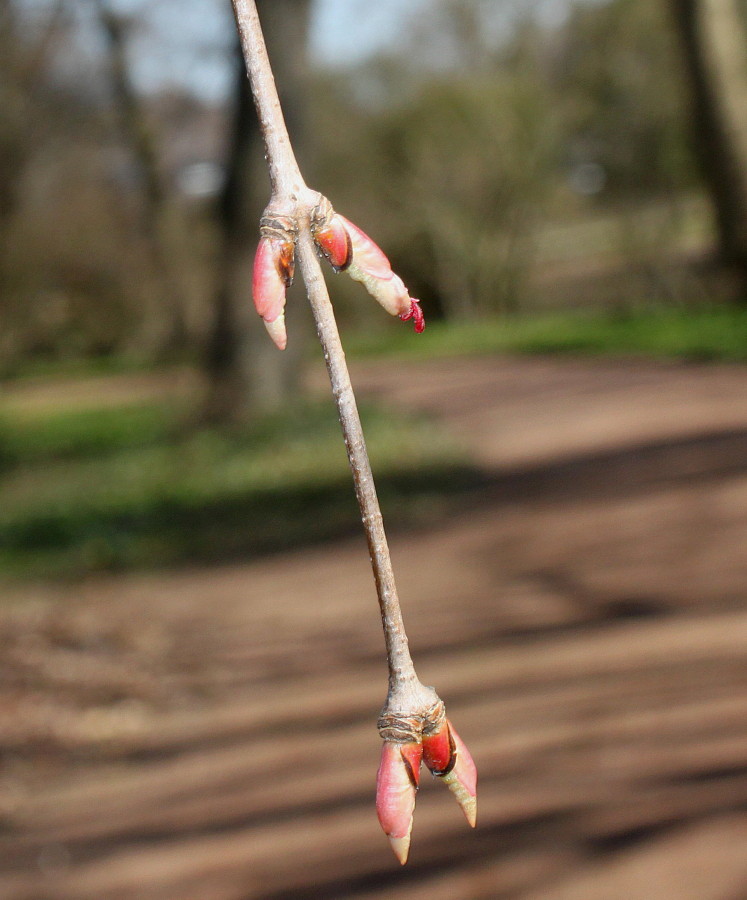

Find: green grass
[0,403,173,470]
[2,352,156,384]
[0,398,477,582]
[351,305,747,363]
[5,303,745,582]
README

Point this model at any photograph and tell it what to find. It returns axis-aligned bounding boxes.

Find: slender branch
[295,228,418,693]
[232,0,421,700]
[230,0,304,198]
[229,0,478,863]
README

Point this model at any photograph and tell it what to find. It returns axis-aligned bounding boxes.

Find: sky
[312,0,596,65]
[129,0,451,100]
[311,0,434,66]
[46,0,606,102]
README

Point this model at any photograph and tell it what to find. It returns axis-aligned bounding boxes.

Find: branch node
[259,214,298,241]
[378,697,446,742]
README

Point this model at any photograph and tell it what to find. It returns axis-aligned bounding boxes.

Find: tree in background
[671,0,747,279]
[312,4,556,321]
[94,0,192,356]
[0,0,66,367]
[0,0,61,227]
[0,0,211,372]
[555,0,693,198]
[203,0,312,423]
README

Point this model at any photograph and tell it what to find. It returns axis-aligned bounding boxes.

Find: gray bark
[671,0,747,271]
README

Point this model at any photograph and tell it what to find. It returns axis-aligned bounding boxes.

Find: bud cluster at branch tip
[376,708,477,864]
[252,199,424,349]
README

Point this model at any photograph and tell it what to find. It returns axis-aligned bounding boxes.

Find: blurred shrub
[378,72,554,318]
[0,0,711,374]
[553,0,696,197]
[313,65,556,320]
[311,0,700,324]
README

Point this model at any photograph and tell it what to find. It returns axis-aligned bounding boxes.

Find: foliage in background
[311,0,702,325]
[555,0,694,197]
[0,0,712,376]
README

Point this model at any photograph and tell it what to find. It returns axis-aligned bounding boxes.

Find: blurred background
[1,0,747,897]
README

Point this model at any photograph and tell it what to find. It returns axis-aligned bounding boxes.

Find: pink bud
[326,215,425,333]
[376,740,422,865]
[437,722,477,827]
[252,235,295,350]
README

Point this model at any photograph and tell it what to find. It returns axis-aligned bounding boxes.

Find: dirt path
[1,356,747,899]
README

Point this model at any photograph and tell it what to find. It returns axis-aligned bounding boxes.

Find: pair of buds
[376,717,477,865]
[252,200,425,349]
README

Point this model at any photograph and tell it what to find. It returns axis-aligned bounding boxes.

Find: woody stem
[231,0,421,698]
[230,0,304,198]
[295,230,419,693]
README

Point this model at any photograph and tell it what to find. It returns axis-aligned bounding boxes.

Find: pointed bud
[252,235,295,350]
[312,205,425,334]
[338,214,420,319]
[432,722,477,827]
[376,741,422,864]
[263,313,287,351]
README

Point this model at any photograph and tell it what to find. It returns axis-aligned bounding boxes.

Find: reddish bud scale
[376,740,422,864]
[422,720,455,775]
[277,241,295,285]
[314,211,426,333]
[338,215,394,281]
[252,235,295,350]
[313,216,352,272]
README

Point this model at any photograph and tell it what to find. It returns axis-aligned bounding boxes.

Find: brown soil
[2,356,747,899]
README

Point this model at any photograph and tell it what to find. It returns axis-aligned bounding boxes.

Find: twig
[231,0,424,706]
[230,0,476,864]
[295,228,422,695]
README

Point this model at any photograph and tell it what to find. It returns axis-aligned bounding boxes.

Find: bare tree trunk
[96,0,189,355]
[202,0,312,424]
[671,0,747,273]
[0,0,67,372]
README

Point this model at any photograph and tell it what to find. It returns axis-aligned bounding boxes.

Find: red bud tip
[252,236,294,349]
[438,722,477,827]
[376,741,423,864]
[399,299,425,333]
